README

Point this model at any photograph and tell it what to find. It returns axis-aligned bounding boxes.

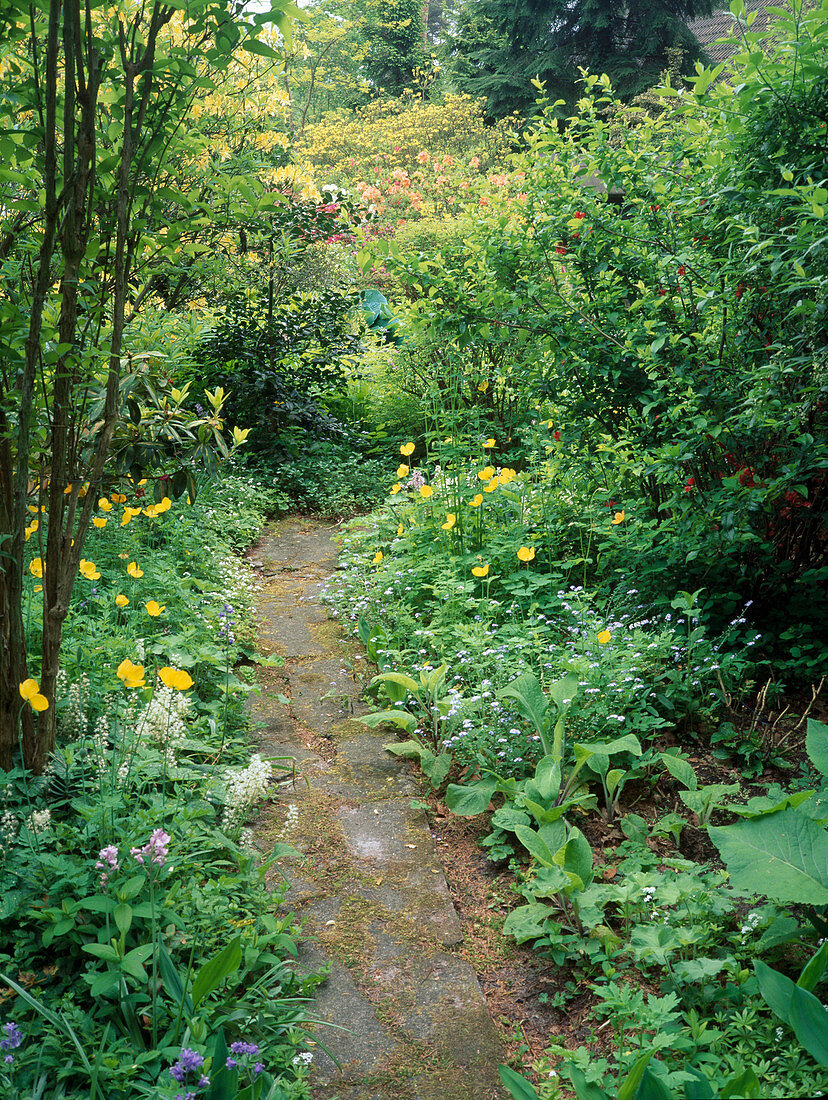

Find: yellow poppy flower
[397,464,409,478]
[79,559,100,580]
[127,562,143,578]
[111,492,126,504]
[390,483,401,495]
[115,594,129,607]
[469,494,483,507]
[483,438,496,449]
[400,442,415,457]
[29,558,44,578]
[154,497,171,513]
[143,505,159,518]
[611,510,625,525]
[441,513,456,530]
[484,478,499,493]
[419,485,433,498]
[19,679,49,711]
[471,564,490,577]
[158,666,193,691]
[517,546,535,562]
[92,517,107,529]
[372,551,383,564]
[98,497,113,512]
[117,658,146,688]
[145,600,165,617]
[478,466,495,481]
[396,523,404,537]
[34,584,42,593]
[597,630,611,644]
[120,509,132,527]
[24,522,37,541]
[499,468,516,484]
[477,381,489,392]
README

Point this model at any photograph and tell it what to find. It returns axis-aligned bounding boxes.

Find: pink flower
[131,829,171,868]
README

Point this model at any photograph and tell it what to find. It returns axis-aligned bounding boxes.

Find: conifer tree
[450,0,715,117]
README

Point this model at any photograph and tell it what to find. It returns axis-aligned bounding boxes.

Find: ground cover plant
[1,465,321,1099]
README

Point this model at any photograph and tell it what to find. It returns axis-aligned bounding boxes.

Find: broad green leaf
[617,1050,655,1100]
[807,718,828,777]
[158,940,193,1015]
[514,824,555,867]
[528,865,571,897]
[446,776,499,816]
[532,755,561,801]
[556,827,593,888]
[789,982,828,1065]
[120,943,153,980]
[83,943,120,962]
[369,672,420,695]
[113,902,132,936]
[684,1067,715,1098]
[632,1066,672,1099]
[357,710,417,734]
[710,808,828,904]
[569,1066,611,1100]
[192,936,241,1008]
[498,1064,541,1100]
[799,939,828,991]
[660,752,697,790]
[719,1067,760,1097]
[755,958,795,1024]
[548,671,579,712]
[499,672,550,742]
[429,751,452,788]
[502,902,550,943]
[383,739,431,762]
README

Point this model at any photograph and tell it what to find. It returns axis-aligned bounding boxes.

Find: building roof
[688,2,794,66]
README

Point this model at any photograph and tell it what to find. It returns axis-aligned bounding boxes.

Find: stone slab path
[247,516,506,1100]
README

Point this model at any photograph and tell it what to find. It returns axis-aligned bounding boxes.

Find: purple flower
[169,1047,205,1085]
[225,1038,265,1077]
[230,1041,259,1056]
[1,1022,23,1052]
[95,845,120,889]
[132,829,171,868]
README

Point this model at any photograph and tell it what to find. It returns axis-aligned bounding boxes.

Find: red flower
[555,243,567,255]
[553,431,561,441]
[738,466,756,487]
[677,265,686,276]
[657,288,667,296]
[735,283,745,299]
[684,477,695,493]
[650,204,660,212]
[573,211,585,219]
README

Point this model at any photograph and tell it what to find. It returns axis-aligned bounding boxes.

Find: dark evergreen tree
[450,0,715,118]
[362,0,427,94]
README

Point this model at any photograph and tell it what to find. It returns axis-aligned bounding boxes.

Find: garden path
[247,516,507,1100]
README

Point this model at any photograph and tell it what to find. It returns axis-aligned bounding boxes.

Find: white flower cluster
[28,809,52,834]
[136,686,190,769]
[740,910,762,941]
[56,671,90,739]
[1,808,17,841]
[292,1052,313,1067]
[223,753,272,830]
[279,803,299,837]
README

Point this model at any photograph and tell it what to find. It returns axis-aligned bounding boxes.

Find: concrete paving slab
[248,517,507,1100]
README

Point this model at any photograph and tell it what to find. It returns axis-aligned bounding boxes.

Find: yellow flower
[611,510,625,525]
[419,485,433,498]
[477,381,489,392]
[517,546,536,562]
[117,658,146,688]
[542,418,554,428]
[478,466,495,481]
[127,562,143,578]
[397,464,409,478]
[400,442,415,457]
[484,478,499,493]
[115,594,129,607]
[396,523,404,537]
[92,517,108,529]
[145,600,165,617]
[390,483,401,495]
[98,497,113,512]
[19,678,49,711]
[469,494,483,507]
[111,492,127,504]
[471,563,490,577]
[24,522,37,541]
[597,630,612,645]
[143,504,159,518]
[34,584,42,593]
[154,497,171,514]
[120,509,132,527]
[79,559,100,580]
[29,557,44,578]
[158,666,193,691]
[441,513,456,530]
[483,438,496,449]
[372,551,383,564]
[499,468,516,484]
